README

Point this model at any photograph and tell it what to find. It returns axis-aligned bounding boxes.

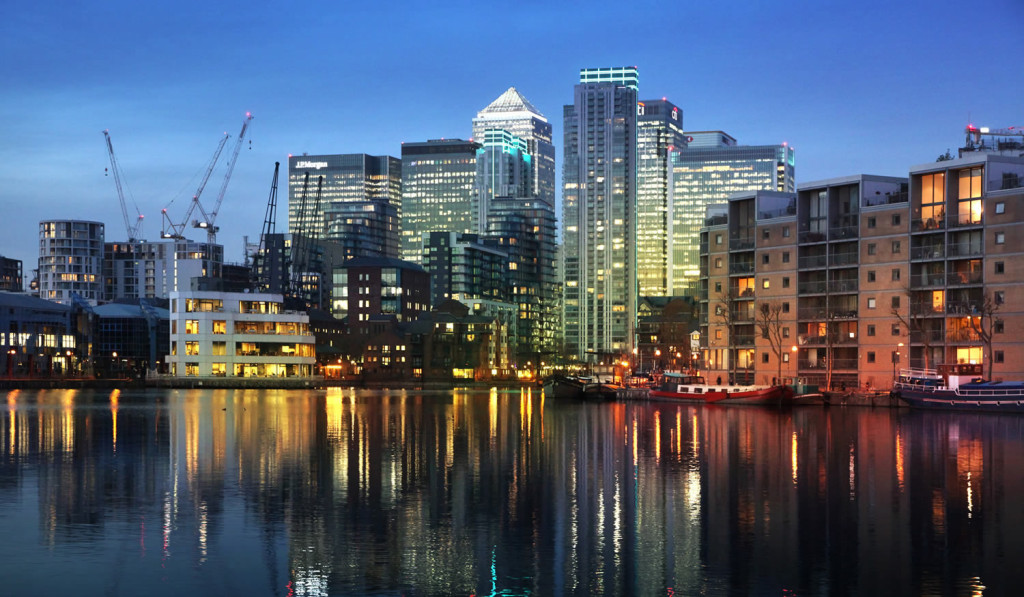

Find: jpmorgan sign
[294,160,329,170]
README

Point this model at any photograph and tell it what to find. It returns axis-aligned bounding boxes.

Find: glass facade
[400,139,480,263]
[668,142,796,296]
[473,129,533,233]
[562,67,638,359]
[287,154,401,249]
[472,87,555,207]
[637,99,686,297]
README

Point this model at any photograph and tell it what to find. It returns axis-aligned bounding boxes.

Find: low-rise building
[166,291,316,378]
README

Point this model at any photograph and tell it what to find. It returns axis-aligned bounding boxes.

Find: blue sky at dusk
[2,0,1021,270]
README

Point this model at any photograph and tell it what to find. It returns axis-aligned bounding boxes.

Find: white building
[166,291,316,378]
[38,220,105,305]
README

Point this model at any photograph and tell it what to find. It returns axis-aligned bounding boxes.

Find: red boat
[649,372,795,406]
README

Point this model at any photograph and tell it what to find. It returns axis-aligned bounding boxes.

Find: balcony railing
[729,262,755,275]
[730,238,755,251]
[798,358,859,370]
[911,246,945,260]
[799,254,828,269]
[732,334,756,346]
[798,281,828,294]
[912,217,945,232]
[828,225,859,240]
[910,329,945,343]
[947,243,984,258]
[910,274,946,288]
[947,329,982,343]
[948,213,983,229]
[829,251,859,266]
[946,272,983,286]
[799,230,828,244]
[862,191,908,207]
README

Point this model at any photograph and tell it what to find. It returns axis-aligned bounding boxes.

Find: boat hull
[894,388,1024,413]
[543,376,586,400]
[649,384,794,406]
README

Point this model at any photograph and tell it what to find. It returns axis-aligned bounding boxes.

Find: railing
[799,254,828,269]
[947,213,982,229]
[731,334,756,346]
[911,218,945,232]
[946,302,980,314]
[699,241,709,254]
[799,281,828,294]
[862,191,908,207]
[911,246,945,260]
[705,214,728,227]
[758,205,797,220]
[910,274,946,288]
[830,280,859,293]
[910,329,945,343]
[828,225,859,240]
[998,175,1023,191]
[730,238,755,251]
[947,243,983,258]
[729,262,754,275]
[946,272,983,286]
[829,251,859,266]
[799,230,828,244]
[736,289,756,299]
[947,329,982,343]
[798,358,859,370]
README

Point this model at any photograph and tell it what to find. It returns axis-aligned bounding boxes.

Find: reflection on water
[1,388,1023,595]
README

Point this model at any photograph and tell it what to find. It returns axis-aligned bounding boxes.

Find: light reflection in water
[0,391,1021,596]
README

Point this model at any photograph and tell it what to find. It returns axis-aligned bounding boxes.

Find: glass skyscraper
[668,135,796,296]
[562,67,639,360]
[637,99,686,297]
[400,139,481,263]
[472,87,555,207]
[473,129,533,233]
[287,154,401,249]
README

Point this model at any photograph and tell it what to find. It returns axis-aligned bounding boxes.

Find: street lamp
[891,342,904,382]
[654,349,661,371]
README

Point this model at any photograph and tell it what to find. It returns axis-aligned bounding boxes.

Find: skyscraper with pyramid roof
[472,87,555,208]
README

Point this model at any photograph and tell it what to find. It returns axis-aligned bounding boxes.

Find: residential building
[0,256,23,292]
[668,138,795,297]
[0,291,80,377]
[637,99,686,296]
[472,87,555,206]
[166,290,316,378]
[562,66,639,361]
[331,256,430,333]
[38,220,104,305]
[400,139,480,263]
[103,238,224,301]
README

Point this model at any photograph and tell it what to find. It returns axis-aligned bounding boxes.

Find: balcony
[911,246,945,260]
[862,191,908,207]
[910,274,946,288]
[799,230,828,244]
[731,334,756,346]
[947,213,983,229]
[729,262,754,275]
[912,218,945,232]
[730,238,755,251]
[828,225,859,240]
[910,329,945,343]
[947,329,982,343]
[798,358,859,370]
[798,254,827,269]
[699,241,709,254]
[829,251,859,267]
[798,280,828,294]
[946,272,983,286]
[830,280,859,293]
[947,243,983,258]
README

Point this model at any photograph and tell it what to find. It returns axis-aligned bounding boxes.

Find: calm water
[1,388,1021,596]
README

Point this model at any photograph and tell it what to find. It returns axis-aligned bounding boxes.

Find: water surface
[1,387,1021,595]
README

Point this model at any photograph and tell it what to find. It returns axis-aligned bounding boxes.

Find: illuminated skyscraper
[472,87,555,206]
[287,153,401,250]
[668,136,795,296]
[400,139,480,263]
[473,129,533,233]
[637,99,686,297]
[562,66,639,360]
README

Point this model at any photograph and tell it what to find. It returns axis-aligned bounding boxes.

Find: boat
[543,374,588,399]
[892,364,1024,412]
[648,372,795,405]
[582,380,621,401]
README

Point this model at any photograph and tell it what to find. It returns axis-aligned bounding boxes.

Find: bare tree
[891,285,934,371]
[756,302,785,384]
[713,290,737,383]
[965,292,1001,380]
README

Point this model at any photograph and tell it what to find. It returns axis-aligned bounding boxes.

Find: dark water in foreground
[0,388,1021,596]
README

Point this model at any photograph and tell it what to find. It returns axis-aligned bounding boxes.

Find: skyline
[2,0,1022,271]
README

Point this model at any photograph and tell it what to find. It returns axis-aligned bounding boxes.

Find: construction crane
[964,124,1024,152]
[289,172,312,297]
[251,162,280,292]
[194,112,253,243]
[161,132,230,239]
[102,130,145,243]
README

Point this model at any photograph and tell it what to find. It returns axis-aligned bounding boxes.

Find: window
[212,320,226,334]
[995,350,1005,363]
[782,327,790,338]
[996,291,1005,305]
[185,341,199,356]
[995,320,1004,334]
[868,243,877,256]
[763,229,770,240]
[892,214,901,226]
[867,352,876,363]
[892,269,901,282]
[782,251,790,263]
[715,305,722,316]
[867,325,876,336]
[185,363,199,377]
[715,329,723,339]
[996,232,1005,244]
[783,353,790,363]
[868,271,876,283]
[715,281,722,292]
[212,341,227,356]
[892,296,901,308]
[996,202,1005,215]
[995,261,1005,274]
[783,227,791,238]
[762,353,770,363]
[868,298,876,309]
[715,258,723,269]
[211,363,226,377]
[892,324,900,336]
[715,234,723,245]
[867,217,876,229]
[892,241,902,254]
[762,254,770,264]
[762,279,770,289]
[783,277,790,288]
[782,302,790,313]
[185,320,199,334]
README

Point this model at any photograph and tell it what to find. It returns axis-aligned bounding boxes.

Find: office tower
[668,137,795,297]
[486,196,558,358]
[473,129,533,233]
[287,154,401,250]
[562,66,639,360]
[400,139,480,263]
[637,99,686,297]
[473,87,555,206]
[38,220,104,305]
[324,201,400,259]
